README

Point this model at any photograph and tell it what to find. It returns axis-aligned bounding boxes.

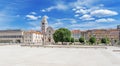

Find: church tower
[41,16,48,34]
[41,16,55,45]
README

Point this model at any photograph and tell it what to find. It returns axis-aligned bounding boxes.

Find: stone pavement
[0,45,120,66]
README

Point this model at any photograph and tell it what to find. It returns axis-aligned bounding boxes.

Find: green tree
[101,37,110,44]
[53,32,59,43]
[53,28,71,44]
[106,38,110,44]
[114,40,117,43]
[64,37,70,42]
[101,38,106,44]
[71,37,74,43]
[79,37,85,44]
[89,37,96,45]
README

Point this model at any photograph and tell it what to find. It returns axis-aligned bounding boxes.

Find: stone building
[41,16,54,44]
[86,29,109,41]
[46,26,54,43]
[81,29,119,44]
[117,25,120,44]
[108,29,119,41]
[117,25,120,29]
[0,30,24,43]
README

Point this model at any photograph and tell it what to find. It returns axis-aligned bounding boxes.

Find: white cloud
[71,0,108,21]
[49,18,77,29]
[69,20,119,30]
[26,15,41,20]
[72,8,76,11]
[75,10,81,13]
[95,18,116,23]
[71,20,77,24]
[79,9,88,14]
[41,9,46,12]
[54,22,63,26]
[30,12,36,15]
[74,14,79,17]
[75,9,89,14]
[41,2,68,12]
[71,0,118,23]
[80,14,95,20]
[27,15,49,30]
[70,22,96,28]
[50,4,67,11]
[69,0,97,10]
[99,4,104,7]
[57,18,77,24]
[38,16,41,18]
[91,9,118,17]
[27,20,41,30]
[50,22,63,29]
[43,15,49,19]
[94,24,117,29]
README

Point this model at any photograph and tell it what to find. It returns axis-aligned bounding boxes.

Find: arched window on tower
[49,31,51,33]
[42,23,44,25]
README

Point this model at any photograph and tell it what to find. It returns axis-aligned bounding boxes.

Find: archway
[48,38,51,42]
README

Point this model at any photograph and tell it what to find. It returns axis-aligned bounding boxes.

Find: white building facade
[0,30,43,44]
[71,30,81,40]
[24,31,43,44]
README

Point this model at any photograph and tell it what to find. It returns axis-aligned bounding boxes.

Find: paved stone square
[0,45,120,66]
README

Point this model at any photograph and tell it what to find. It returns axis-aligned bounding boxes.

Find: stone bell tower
[41,16,48,34]
[41,16,48,45]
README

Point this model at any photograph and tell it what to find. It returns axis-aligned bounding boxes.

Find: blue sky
[0,0,120,31]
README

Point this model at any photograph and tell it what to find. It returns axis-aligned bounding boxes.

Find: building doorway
[48,38,51,42]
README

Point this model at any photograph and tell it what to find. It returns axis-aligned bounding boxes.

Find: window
[42,23,44,25]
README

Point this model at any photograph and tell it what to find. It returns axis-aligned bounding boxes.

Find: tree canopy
[53,28,71,44]
[71,37,74,43]
[101,37,110,44]
[79,37,85,43]
[89,37,96,44]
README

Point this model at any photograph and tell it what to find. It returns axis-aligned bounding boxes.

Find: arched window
[42,23,44,25]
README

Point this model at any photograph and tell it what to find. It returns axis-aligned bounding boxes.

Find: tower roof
[47,26,54,30]
[41,16,48,23]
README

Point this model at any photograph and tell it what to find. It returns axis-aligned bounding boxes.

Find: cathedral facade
[41,16,54,44]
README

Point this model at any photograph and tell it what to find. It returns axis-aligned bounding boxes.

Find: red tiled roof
[71,30,80,33]
[24,30,42,34]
